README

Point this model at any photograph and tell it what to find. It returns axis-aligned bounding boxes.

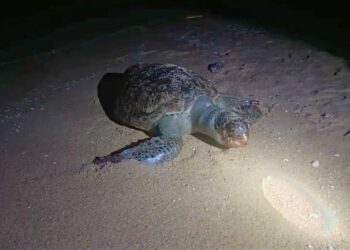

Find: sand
[0,10,350,249]
[262,176,333,235]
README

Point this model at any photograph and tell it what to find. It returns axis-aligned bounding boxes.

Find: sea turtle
[93,63,262,166]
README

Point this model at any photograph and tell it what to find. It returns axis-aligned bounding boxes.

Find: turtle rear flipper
[215,94,263,125]
[93,136,183,166]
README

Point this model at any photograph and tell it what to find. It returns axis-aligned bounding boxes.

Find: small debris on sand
[333,68,341,76]
[311,160,320,168]
[185,15,203,20]
[344,129,350,136]
[214,49,231,57]
[208,62,224,73]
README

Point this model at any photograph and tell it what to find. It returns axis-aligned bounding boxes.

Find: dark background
[1,0,350,64]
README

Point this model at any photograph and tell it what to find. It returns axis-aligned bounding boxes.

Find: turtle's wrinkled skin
[93,63,262,166]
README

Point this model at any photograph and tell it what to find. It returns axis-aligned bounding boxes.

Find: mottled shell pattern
[115,63,218,130]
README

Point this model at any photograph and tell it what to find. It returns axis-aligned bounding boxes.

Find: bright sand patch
[262,176,334,235]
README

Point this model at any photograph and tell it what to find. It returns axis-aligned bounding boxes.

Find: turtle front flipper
[215,94,263,125]
[93,136,183,167]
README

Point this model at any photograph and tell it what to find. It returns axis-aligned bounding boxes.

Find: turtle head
[214,111,249,148]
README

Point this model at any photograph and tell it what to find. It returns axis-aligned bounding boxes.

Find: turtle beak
[224,133,249,148]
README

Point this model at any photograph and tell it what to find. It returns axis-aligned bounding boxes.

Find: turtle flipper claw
[92,154,123,168]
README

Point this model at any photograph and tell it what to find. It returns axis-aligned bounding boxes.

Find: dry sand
[0,11,350,249]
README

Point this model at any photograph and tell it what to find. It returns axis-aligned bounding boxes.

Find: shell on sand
[262,176,328,234]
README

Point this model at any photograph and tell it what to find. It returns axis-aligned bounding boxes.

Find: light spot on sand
[262,176,335,235]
